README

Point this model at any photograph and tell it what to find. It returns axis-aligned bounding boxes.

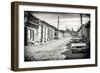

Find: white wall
[0,0,99,73]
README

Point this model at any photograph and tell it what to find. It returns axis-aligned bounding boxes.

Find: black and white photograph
[11,2,97,71]
[24,11,91,61]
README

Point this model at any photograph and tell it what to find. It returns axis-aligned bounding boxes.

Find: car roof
[72,37,83,40]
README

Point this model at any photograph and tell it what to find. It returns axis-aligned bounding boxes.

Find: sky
[31,12,90,31]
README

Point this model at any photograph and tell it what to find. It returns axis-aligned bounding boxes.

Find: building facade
[24,12,40,45]
[24,12,65,46]
[77,21,90,43]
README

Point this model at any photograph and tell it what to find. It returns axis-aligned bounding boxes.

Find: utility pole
[57,16,59,39]
[80,14,83,37]
[72,28,73,36]
[66,25,67,37]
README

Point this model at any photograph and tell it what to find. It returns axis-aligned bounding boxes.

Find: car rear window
[72,39,83,43]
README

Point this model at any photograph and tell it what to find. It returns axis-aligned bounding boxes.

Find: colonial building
[41,21,56,43]
[24,12,41,45]
[24,12,65,46]
[77,21,90,42]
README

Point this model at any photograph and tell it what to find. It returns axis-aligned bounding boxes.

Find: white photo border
[18,4,96,68]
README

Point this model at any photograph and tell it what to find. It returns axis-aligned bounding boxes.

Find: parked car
[70,37,87,53]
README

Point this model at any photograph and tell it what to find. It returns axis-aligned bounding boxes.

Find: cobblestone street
[25,37,72,61]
